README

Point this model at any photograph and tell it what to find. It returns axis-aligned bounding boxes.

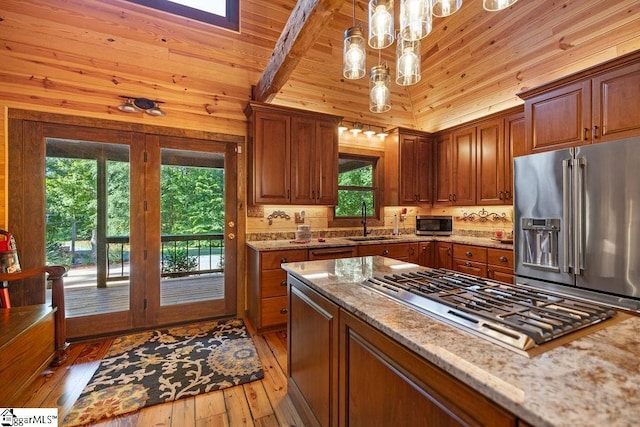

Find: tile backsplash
[245,205,513,241]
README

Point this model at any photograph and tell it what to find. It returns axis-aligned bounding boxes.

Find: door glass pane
[160,148,225,306]
[45,139,130,317]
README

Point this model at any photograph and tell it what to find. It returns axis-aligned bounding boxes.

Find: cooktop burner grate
[362,269,616,352]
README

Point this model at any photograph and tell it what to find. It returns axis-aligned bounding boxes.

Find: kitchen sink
[345,236,396,242]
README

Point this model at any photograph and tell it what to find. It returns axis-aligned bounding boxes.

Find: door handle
[583,127,589,141]
[592,125,599,139]
[465,251,473,257]
[499,256,508,263]
[382,249,389,256]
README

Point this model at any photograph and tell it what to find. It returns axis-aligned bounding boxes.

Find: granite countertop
[282,256,640,427]
[247,234,514,251]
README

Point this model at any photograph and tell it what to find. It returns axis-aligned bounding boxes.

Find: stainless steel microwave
[416,215,453,236]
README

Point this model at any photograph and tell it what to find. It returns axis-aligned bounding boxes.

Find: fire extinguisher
[0,229,21,308]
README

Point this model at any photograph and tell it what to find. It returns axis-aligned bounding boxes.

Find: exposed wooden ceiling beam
[253,0,344,103]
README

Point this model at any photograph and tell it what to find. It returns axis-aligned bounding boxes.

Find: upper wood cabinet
[477,112,524,205]
[384,128,432,205]
[245,102,341,205]
[519,52,640,154]
[434,126,476,205]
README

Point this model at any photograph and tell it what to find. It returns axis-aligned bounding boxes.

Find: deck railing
[106,233,225,281]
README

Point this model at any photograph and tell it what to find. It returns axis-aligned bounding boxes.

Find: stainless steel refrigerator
[514,137,640,312]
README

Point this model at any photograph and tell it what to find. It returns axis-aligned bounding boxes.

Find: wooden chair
[0,266,68,365]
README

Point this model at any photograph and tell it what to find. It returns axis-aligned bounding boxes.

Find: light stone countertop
[247,234,514,251]
[281,256,640,427]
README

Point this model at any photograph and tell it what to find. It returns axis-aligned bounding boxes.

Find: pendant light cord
[352,0,356,27]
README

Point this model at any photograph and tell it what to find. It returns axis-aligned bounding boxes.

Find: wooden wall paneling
[0,105,6,230]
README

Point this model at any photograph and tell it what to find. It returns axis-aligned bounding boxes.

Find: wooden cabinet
[520,54,640,154]
[453,244,488,277]
[357,242,416,262]
[339,310,517,427]
[288,275,339,427]
[435,126,476,205]
[384,128,433,205]
[416,241,434,268]
[246,102,340,206]
[290,116,339,205]
[434,242,453,269]
[477,113,524,205]
[487,248,515,284]
[247,247,307,332]
[247,246,357,332]
[287,274,518,427]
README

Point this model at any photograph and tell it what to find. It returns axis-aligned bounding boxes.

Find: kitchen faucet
[361,201,367,237]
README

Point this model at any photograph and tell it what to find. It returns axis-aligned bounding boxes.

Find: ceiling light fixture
[350,122,364,136]
[343,0,366,80]
[376,127,389,140]
[338,121,349,135]
[363,124,377,138]
[368,0,394,49]
[483,0,518,11]
[117,96,167,116]
[356,0,518,113]
[432,0,463,18]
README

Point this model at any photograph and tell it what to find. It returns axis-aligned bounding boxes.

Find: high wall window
[125,0,239,31]
[329,151,383,227]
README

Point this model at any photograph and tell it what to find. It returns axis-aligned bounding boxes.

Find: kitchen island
[282,256,640,427]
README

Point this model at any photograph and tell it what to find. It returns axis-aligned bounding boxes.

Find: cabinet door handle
[280,308,288,315]
[447,248,452,256]
[382,249,389,256]
[583,127,589,141]
[505,190,511,200]
[312,190,315,200]
[409,247,415,256]
[499,191,504,200]
[465,261,472,267]
[281,257,288,263]
[280,280,287,287]
[465,251,473,257]
[448,194,453,201]
[592,125,599,139]
[452,193,457,202]
[499,256,508,263]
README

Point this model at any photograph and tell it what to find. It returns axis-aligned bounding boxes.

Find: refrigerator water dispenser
[521,218,560,270]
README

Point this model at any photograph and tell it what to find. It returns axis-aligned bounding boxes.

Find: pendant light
[400,0,432,41]
[343,0,366,79]
[368,0,394,49]
[483,0,518,11]
[370,64,391,113]
[432,0,462,18]
[396,33,421,86]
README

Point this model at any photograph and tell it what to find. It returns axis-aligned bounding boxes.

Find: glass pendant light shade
[432,0,462,17]
[343,27,366,79]
[368,0,394,49]
[396,34,421,86]
[400,0,432,41]
[369,65,391,113]
[483,0,518,11]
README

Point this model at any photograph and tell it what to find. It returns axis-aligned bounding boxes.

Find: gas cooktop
[361,269,617,354]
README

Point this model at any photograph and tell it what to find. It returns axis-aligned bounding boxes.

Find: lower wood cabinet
[453,244,488,277]
[288,275,339,427]
[287,274,519,427]
[435,242,453,269]
[487,248,515,284]
[356,242,416,262]
[247,247,307,333]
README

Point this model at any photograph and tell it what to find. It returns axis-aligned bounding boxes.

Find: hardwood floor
[15,322,303,426]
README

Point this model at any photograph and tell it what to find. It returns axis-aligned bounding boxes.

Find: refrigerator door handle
[562,158,572,273]
[574,157,587,274]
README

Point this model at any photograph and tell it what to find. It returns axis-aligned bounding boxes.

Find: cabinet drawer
[453,259,487,277]
[261,249,307,270]
[357,243,413,259]
[261,296,289,328]
[487,248,513,268]
[453,244,487,263]
[308,246,357,260]
[261,269,288,298]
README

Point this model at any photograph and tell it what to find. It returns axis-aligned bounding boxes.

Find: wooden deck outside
[47,274,224,318]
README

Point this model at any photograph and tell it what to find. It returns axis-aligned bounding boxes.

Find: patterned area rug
[63,318,263,426]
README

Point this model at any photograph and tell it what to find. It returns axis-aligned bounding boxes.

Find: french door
[10,118,237,339]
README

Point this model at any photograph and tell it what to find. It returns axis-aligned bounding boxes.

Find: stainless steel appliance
[514,137,640,312]
[361,268,615,354]
[416,215,453,236]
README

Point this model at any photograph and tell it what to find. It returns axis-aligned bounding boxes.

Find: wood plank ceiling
[0,0,639,135]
